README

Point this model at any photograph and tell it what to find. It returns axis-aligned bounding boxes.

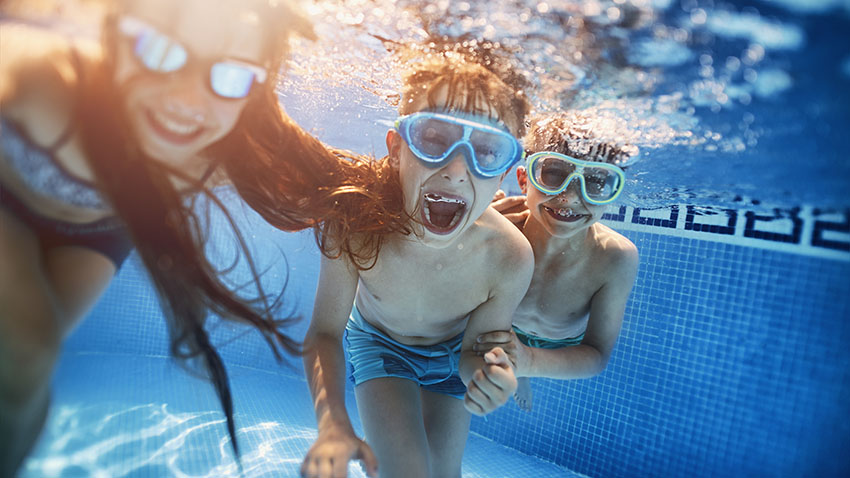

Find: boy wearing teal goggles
[476,112,639,412]
[302,48,532,478]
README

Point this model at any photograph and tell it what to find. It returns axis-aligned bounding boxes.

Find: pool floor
[20,352,581,478]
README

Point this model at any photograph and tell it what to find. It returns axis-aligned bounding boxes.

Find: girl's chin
[138,138,197,164]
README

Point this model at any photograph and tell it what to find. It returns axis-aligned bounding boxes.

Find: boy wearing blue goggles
[302,51,532,478]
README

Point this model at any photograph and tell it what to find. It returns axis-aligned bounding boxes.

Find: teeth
[547,206,582,217]
[153,110,202,136]
[424,193,464,204]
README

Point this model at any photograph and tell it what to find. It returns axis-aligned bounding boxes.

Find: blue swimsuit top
[0,118,108,210]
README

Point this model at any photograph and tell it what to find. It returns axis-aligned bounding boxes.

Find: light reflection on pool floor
[21,353,579,478]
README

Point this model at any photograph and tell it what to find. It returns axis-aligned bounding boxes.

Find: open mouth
[542,205,588,223]
[421,192,468,235]
[145,109,205,145]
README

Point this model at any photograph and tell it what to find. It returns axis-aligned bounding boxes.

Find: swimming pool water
[20,201,850,477]
[13,0,850,476]
[21,353,581,478]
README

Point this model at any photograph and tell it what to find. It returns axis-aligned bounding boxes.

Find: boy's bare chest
[514,255,602,334]
[358,246,491,324]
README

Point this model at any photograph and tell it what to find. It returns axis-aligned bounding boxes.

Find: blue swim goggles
[394,112,525,179]
[118,16,267,99]
[526,151,626,205]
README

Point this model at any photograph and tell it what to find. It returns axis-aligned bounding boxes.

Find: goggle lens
[583,169,622,201]
[536,156,576,189]
[210,63,257,99]
[469,129,518,172]
[134,29,187,72]
[408,117,464,159]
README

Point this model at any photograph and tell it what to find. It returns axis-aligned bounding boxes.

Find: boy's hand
[464,347,518,416]
[491,190,529,228]
[474,329,531,374]
[301,425,378,478]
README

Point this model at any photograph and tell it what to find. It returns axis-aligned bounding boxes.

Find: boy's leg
[420,389,471,478]
[355,377,431,478]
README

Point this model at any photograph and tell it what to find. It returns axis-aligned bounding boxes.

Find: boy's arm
[490,190,529,228]
[461,231,534,415]
[488,243,638,379]
[301,254,377,478]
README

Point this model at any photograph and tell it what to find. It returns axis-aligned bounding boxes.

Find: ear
[386,129,402,169]
[516,166,529,194]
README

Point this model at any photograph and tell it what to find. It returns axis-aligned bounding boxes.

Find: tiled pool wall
[471,204,850,477]
[68,195,850,477]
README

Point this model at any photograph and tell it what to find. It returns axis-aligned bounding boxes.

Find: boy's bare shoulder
[593,223,639,272]
[478,207,534,272]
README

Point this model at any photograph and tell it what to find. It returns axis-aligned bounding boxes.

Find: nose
[555,177,582,203]
[162,67,210,118]
[439,150,470,184]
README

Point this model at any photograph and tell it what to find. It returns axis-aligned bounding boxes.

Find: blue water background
[19,0,850,476]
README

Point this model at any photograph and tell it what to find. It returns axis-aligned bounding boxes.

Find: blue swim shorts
[513,325,584,349]
[345,305,467,399]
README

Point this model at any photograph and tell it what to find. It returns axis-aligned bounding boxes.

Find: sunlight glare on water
[23,403,330,478]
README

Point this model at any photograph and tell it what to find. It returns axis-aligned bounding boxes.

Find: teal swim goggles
[394,112,524,179]
[118,16,267,99]
[526,151,626,205]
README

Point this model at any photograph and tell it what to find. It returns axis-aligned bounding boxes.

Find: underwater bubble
[628,38,693,67]
[758,0,850,14]
[751,68,793,98]
[702,10,805,51]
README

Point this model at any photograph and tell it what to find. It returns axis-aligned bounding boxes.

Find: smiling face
[387,86,519,247]
[518,165,608,238]
[113,0,268,168]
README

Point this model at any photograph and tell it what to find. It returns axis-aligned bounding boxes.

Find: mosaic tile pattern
[470,231,850,477]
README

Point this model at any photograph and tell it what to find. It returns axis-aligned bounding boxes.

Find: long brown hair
[71,0,407,465]
[216,85,412,271]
